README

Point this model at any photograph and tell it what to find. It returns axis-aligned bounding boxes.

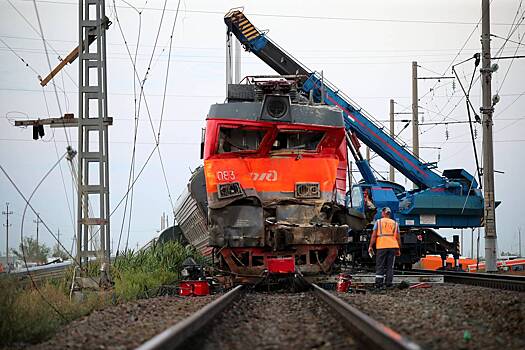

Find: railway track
[137,282,421,350]
[402,269,525,292]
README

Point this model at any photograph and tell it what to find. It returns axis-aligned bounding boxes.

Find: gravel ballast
[29,294,217,350]
[336,283,525,350]
[184,292,357,349]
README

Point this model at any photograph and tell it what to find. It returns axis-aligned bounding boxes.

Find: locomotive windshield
[217,126,266,153]
[271,130,324,152]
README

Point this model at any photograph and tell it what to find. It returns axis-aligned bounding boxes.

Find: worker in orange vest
[368,207,401,289]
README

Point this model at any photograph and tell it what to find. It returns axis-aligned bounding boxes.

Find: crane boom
[225,10,446,189]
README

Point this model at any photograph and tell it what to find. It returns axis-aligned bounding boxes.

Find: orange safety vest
[376,218,400,249]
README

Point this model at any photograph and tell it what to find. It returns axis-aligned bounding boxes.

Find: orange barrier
[418,255,477,271]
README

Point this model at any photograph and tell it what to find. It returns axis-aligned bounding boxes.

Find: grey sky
[0,0,524,258]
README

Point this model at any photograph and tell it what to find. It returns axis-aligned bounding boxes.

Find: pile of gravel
[185,292,357,350]
[29,294,217,350]
[336,283,524,350]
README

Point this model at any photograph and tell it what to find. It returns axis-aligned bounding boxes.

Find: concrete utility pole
[389,99,395,182]
[460,228,464,256]
[226,32,232,95]
[3,203,13,269]
[518,227,522,257]
[234,38,242,84]
[33,213,42,246]
[411,62,419,159]
[481,0,497,272]
[412,61,419,189]
[471,228,474,258]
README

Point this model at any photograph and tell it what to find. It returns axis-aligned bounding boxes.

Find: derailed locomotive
[175,78,363,281]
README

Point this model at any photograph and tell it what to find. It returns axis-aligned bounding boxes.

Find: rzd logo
[250,170,277,182]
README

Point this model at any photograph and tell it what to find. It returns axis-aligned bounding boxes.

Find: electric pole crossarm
[40,19,110,87]
[14,115,113,128]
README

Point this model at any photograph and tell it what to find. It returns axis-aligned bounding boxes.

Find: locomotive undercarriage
[209,197,350,282]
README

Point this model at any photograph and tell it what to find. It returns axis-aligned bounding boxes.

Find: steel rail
[136,285,243,350]
[311,283,422,350]
[407,269,525,292]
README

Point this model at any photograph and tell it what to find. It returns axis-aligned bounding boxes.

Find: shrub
[0,276,104,345]
[0,241,203,345]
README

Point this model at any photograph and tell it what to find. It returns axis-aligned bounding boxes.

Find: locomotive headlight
[267,99,288,118]
[295,182,321,199]
[217,182,243,199]
[181,268,189,277]
[260,95,291,122]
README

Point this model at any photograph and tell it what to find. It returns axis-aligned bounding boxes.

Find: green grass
[0,276,105,346]
[0,241,204,346]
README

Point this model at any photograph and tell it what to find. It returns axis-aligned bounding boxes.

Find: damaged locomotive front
[201,77,352,281]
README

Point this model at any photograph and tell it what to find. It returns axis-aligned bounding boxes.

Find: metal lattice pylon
[77,0,111,266]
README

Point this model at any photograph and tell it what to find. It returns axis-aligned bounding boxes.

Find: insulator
[32,125,39,140]
[38,124,45,138]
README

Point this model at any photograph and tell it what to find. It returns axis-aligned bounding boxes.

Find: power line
[16,0,525,26]
[31,0,73,147]
[3,44,524,59]
[6,0,77,87]
[495,25,525,95]
[0,37,42,79]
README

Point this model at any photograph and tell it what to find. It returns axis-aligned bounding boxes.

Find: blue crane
[224,10,484,233]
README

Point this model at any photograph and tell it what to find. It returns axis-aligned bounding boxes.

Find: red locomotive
[175,77,357,283]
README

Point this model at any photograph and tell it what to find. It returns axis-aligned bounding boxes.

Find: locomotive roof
[207,101,344,128]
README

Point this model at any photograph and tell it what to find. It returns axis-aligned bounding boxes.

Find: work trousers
[375,248,396,287]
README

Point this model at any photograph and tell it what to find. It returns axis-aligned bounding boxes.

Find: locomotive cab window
[271,131,324,152]
[217,127,266,153]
